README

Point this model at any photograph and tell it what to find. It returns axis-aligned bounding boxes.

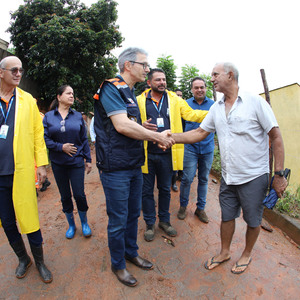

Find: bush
[275,186,300,219]
[211,136,221,179]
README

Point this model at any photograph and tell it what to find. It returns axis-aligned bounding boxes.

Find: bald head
[0,56,22,69]
[0,56,23,89]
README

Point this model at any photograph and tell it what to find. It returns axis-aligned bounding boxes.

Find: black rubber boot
[30,243,53,283]
[171,174,178,192]
[10,238,32,278]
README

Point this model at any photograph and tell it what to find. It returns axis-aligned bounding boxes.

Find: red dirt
[1,148,299,299]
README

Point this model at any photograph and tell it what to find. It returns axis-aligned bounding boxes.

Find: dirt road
[1,149,299,299]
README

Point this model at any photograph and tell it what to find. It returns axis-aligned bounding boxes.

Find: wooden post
[260,69,273,180]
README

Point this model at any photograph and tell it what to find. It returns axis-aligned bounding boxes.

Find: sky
[1,0,299,95]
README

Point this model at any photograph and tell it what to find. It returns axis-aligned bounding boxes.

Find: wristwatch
[275,170,285,177]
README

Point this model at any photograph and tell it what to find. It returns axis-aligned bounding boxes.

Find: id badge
[0,124,9,139]
[157,118,164,128]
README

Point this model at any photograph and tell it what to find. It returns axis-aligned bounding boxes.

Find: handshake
[156,130,175,150]
[143,118,176,150]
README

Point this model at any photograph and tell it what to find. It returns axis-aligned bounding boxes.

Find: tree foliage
[8,0,123,111]
[179,64,200,99]
[156,55,177,91]
[179,64,213,100]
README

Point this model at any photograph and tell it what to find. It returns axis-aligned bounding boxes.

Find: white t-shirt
[201,90,278,185]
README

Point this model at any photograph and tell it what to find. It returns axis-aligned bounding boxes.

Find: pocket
[229,117,252,135]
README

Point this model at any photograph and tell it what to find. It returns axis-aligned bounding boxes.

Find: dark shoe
[158,222,177,237]
[125,255,154,270]
[177,206,187,220]
[144,224,155,242]
[171,183,178,192]
[111,266,138,287]
[195,208,209,223]
[10,238,32,279]
[65,212,76,239]
[78,210,92,237]
[40,178,51,192]
[30,244,53,283]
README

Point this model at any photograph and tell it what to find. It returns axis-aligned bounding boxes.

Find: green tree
[8,0,123,112]
[179,64,213,100]
[156,54,177,91]
[179,64,200,99]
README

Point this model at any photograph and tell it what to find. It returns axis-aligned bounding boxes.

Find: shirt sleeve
[256,96,279,133]
[100,83,127,116]
[43,113,64,152]
[79,116,91,163]
[200,103,216,133]
[89,116,96,142]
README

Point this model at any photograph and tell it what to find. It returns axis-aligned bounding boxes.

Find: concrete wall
[261,83,300,191]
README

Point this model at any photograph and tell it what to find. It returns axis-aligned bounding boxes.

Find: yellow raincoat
[137,90,208,173]
[0,87,48,234]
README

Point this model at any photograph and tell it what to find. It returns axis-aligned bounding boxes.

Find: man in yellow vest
[137,68,207,242]
[0,56,52,283]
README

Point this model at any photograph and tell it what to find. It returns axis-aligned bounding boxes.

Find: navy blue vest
[94,77,144,171]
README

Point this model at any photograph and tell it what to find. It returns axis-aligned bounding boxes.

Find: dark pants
[142,152,173,225]
[0,175,43,246]
[51,162,88,213]
[100,168,142,269]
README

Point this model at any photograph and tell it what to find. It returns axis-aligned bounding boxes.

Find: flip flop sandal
[231,258,252,274]
[204,256,231,270]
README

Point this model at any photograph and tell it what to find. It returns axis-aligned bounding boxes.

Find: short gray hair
[0,57,8,68]
[222,62,239,82]
[118,47,148,73]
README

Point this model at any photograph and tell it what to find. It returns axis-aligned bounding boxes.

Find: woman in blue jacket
[43,85,92,239]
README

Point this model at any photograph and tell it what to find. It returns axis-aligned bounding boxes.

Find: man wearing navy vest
[93,48,174,287]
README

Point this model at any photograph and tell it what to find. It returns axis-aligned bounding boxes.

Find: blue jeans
[0,175,43,246]
[100,168,142,270]
[180,149,214,210]
[142,153,173,225]
[51,162,88,213]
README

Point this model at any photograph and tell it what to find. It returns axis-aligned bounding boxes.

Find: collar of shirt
[219,89,245,104]
[146,90,166,107]
[0,88,16,109]
[54,106,74,117]
[192,96,209,105]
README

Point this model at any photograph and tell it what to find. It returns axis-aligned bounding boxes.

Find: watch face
[275,170,284,176]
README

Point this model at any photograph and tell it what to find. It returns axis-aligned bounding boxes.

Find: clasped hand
[62,143,77,157]
[158,130,174,150]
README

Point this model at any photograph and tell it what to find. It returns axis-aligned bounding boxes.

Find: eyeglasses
[60,120,66,132]
[1,67,25,76]
[129,61,150,70]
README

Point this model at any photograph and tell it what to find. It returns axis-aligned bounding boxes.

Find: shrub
[275,186,300,219]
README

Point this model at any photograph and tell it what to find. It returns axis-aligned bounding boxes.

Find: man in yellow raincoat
[0,56,52,283]
[137,68,208,242]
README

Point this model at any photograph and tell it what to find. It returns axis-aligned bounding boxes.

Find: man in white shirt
[171,62,287,274]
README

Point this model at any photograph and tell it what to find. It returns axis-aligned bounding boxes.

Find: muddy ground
[0,148,299,299]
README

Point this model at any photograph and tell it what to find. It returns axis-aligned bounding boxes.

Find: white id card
[0,124,9,139]
[157,118,164,128]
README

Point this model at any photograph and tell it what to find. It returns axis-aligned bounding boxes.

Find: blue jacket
[43,107,91,166]
[185,96,215,154]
